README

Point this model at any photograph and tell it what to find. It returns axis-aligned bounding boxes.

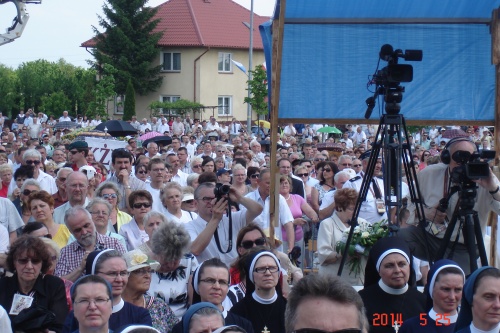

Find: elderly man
[130,116,141,130]
[145,142,160,158]
[53,171,90,224]
[139,118,151,134]
[105,149,146,212]
[52,167,73,208]
[340,131,353,149]
[337,155,353,171]
[59,110,71,122]
[285,274,368,333]
[22,149,57,194]
[157,117,170,135]
[52,148,67,166]
[54,206,126,282]
[89,114,102,126]
[168,153,188,186]
[150,117,159,132]
[172,116,185,136]
[319,171,356,220]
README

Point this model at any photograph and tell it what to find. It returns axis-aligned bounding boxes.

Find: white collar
[112,298,124,313]
[470,322,500,333]
[429,308,458,324]
[378,279,408,295]
[252,291,277,304]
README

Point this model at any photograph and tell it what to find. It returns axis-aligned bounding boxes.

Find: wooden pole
[489,8,500,267]
[269,0,287,245]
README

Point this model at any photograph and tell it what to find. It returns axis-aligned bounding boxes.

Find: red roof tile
[82,0,270,50]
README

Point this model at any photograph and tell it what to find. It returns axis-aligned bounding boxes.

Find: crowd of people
[0,111,500,333]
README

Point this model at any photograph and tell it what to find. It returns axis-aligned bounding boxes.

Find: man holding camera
[186,182,263,265]
[400,136,500,273]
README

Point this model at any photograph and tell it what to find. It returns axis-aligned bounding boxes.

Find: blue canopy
[260,0,500,123]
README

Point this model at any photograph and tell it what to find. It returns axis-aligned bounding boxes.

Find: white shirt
[351,131,367,146]
[119,218,149,251]
[185,210,247,266]
[157,123,170,134]
[342,176,387,224]
[37,170,57,195]
[171,170,188,186]
[230,122,241,135]
[0,305,12,333]
[90,119,102,126]
[340,138,353,149]
[159,207,198,224]
[0,224,9,253]
[139,123,152,133]
[145,184,163,213]
[206,122,220,132]
[59,116,71,122]
[283,125,297,136]
[53,198,90,225]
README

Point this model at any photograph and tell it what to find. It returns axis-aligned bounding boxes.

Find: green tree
[0,64,19,117]
[40,91,72,116]
[87,64,117,119]
[123,78,135,121]
[244,65,268,120]
[149,99,204,117]
[91,0,163,95]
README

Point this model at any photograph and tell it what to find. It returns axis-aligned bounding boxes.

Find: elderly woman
[181,187,197,213]
[160,182,198,224]
[122,249,178,333]
[86,197,127,248]
[95,182,132,232]
[294,165,317,210]
[215,157,226,172]
[230,249,287,333]
[190,157,203,175]
[64,249,153,332]
[45,161,58,178]
[455,266,500,333]
[317,188,370,285]
[279,175,319,254]
[14,179,41,223]
[0,164,13,198]
[0,235,68,332]
[181,303,224,333]
[148,221,198,319]
[135,164,149,183]
[400,259,465,333]
[186,174,200,189]
[28,190,71,248]
[232,164,250,196]
[359,237,426,333]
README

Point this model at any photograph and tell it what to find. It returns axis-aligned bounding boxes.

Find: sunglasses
[132,202,152,209]
[102,193,117,199]
[297,173,309,177]
[192,165,202,169]
[137,171,147,175]
[342,163,352,167]
[183,199,194,204]
[240,237,266,249]
[250,174,260,179]
[25,160,41,165]
[23,189,38,196]
[16,258,42,265]
[323,168,332,172]
[353,164,362,167]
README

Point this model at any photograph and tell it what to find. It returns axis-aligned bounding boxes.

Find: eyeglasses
[292,329,361,333]
[98,270,130,279]
[342,163,352,167]
[353,164,362,167]
[90,210,109,216]
[199,196,216,203]
[192,165,202,169]
[183,199,194,204]
[296,173,309,177]
[137,171,147,175]
[23,189,38,196]
[16,258,42,265]
[102,193,117,199]
[131,268,152,276]
[345,151,353,154]
[250,174,260,179]
[254,266,279,274]
[132,202,152,209]
[25,160,41,165]
[200,278,229,287]
[323,168,332,173]
[74,298,111,308]
[240,237,266,249]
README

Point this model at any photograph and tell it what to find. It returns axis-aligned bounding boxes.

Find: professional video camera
[214,183,231,201]
[365,44,422,118]
[450,150,496,185]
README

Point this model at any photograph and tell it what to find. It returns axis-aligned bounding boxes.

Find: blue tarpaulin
[260,0,500,122]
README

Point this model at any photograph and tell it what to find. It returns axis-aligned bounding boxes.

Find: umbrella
[95,120,138,137]
[255,120,271,129]
[317,126,342,134]
[54,121,79,130]
[139,131,162,141]
[441,128,468,140]
[142,136,172,148]
[316,142,344,152]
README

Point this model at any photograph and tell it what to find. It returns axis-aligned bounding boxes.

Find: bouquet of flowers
[335,219,389,276]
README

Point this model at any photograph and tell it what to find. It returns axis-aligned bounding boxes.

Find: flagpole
[246,0,254,133]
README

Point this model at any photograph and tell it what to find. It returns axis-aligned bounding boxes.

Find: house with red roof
[82,0,269,123]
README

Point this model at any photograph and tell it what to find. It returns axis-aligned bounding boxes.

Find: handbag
[11,304,56,333]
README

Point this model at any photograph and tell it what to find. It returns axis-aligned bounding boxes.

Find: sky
[0,0,276,69]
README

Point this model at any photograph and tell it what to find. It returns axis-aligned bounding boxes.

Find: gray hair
[190,307,224,332]
[56,167,73,179]
[232,164,246,175]
[95,182,122,206]
[150,221,191,262]
[0,164,13,175]
[161,182,183,201]
[186,174,199,187]
[190,157,203,169]
[21,179,41,192]
[22,149,42,162]
[64,206,92,227]
[334,171,352,183]
[86,198,112,215]
[338,155,352,164]
[66,171,89,187]
[285,274,367,333]
[142,211,170,228]
[194,183,215,200]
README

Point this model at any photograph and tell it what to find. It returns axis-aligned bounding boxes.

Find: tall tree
[244,65,269,120]
[123,78,135,121]
[0,64,19,117]
[92,0,163,95]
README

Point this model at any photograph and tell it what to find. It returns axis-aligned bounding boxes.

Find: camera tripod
[435,184,488,273]
[338,113,428,276]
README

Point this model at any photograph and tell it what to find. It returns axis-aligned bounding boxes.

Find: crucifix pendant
[392,320,400,333]
[262,326,270,333]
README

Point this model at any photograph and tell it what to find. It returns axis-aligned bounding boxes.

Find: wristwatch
[124,185,131,189]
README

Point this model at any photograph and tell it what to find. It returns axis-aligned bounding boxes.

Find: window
[218,96,232,116]
[160,95,181,116]
[162,52,181,71]
[115,95,124,114]
[218,53,232,72]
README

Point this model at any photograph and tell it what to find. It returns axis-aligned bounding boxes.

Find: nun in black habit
[230,249,287,333]
[358,237,426,333]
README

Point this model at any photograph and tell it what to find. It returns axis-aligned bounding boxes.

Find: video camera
[450,150,496,185]
[214,183,231,200]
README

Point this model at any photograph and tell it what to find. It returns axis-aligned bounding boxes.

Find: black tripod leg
[435,214,459,262]
[463,213,478,273]
[473,211,489,267]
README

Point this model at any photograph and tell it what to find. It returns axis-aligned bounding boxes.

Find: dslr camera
[214,183,231,201]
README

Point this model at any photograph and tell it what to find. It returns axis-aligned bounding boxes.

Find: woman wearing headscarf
[181,302,224,333]
[455,266,500,333]
[229,249,286,333]
[400,259,465,333]
[359,237,426,333]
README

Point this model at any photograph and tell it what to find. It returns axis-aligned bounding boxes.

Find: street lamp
[246,0,254,134]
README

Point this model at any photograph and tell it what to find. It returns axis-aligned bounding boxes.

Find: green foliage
[87,64,117,119]
[244,65,268,119]
[91,0,164,95]
[0,64,19,117]
[123,79,136,121]
[149,99,204,117]
[40,92,72,115]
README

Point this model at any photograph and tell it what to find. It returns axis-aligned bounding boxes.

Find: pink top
[282,194,305,242]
